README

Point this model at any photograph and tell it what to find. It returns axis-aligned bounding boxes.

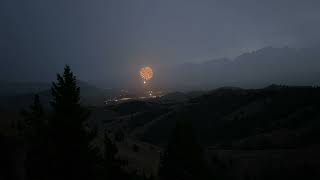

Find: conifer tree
[48,65,98,179]
[20,94,44,135]
[21,94,48,180]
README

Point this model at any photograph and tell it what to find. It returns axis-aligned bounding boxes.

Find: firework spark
[140,66,153,82]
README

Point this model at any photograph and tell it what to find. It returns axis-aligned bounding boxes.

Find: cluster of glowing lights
[140,66,153,83]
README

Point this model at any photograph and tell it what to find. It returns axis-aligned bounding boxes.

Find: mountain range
[156,47,320,90]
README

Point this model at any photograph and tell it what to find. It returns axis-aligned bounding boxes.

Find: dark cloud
[1,0,320,86]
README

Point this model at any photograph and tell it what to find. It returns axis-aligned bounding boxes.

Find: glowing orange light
[140,66,153,82]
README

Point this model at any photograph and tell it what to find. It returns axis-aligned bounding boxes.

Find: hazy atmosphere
[1,0,320,88]
[1,1,320,180]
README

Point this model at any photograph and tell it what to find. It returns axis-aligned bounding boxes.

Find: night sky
[1,0,320,87]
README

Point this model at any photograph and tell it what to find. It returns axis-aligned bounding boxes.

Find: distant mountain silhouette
[0,82,50,97]
[0,81,111,108]
[157,47,320,90]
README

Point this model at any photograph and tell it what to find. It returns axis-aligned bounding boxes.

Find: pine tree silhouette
[47,65,98,180]
[21,94,48,180]
[159,119,210,180]
[22,94,44,129]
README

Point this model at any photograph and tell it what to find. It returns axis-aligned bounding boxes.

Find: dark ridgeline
[1,65,320,180]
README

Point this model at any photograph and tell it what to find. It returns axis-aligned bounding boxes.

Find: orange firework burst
[140,66,153,82]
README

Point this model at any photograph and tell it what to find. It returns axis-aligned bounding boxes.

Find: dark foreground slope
[132,85,320,179]
[2,84,320,179]
[142,85,320,148]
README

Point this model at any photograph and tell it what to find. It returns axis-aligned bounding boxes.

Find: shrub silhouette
[159,119,210,180]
